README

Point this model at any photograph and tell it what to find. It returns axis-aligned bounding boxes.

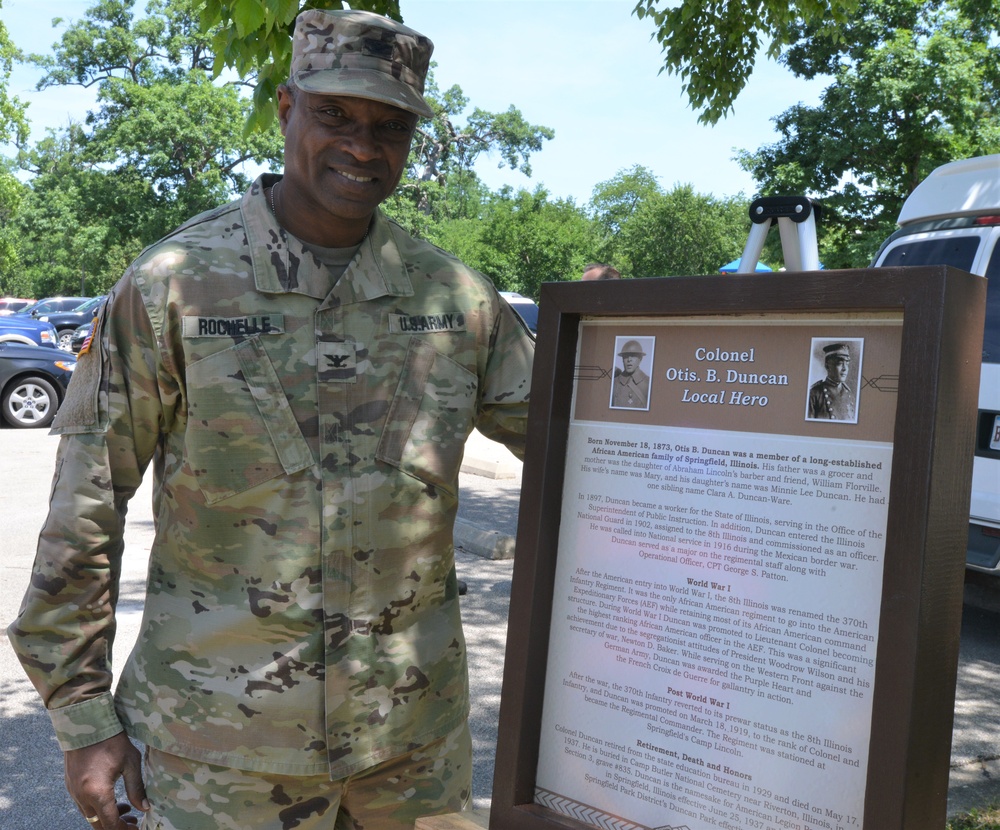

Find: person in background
[582,263,621,281]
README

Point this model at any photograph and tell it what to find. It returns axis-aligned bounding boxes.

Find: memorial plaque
[492,268,985,830]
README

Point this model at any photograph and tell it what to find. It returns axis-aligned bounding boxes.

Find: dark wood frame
[491,266,985,830]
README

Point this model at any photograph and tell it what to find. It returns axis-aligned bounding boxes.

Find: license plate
[992,414,1000,451]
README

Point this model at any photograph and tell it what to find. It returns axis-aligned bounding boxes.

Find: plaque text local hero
[667,345,788,407]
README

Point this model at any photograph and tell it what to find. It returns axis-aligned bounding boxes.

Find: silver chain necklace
[269,181,279,217]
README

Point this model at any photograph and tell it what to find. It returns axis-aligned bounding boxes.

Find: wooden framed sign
[491,267,985,830]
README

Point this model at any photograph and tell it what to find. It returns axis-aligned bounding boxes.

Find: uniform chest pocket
[376,336,478,495]
[186,338,314,504]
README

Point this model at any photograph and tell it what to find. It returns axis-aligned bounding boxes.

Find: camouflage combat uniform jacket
[8,174,534,778]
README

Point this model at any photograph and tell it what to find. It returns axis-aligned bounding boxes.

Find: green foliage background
[1,0,998,301]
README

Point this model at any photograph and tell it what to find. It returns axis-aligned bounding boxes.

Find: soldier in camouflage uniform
[8,10,533,830]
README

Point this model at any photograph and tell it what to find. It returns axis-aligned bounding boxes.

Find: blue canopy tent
[719,259,772,273]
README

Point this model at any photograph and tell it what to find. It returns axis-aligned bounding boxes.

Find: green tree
[616,184,750,278]
[34,0,283,224]
[35,0,214,87]
[430,186,594,298]
[589,165,664,269]
[7,0,286,295]
[388,72,553,225]
[589,170,750,277]
[88,68,282,226]
[0,0,30,282]
[633,0,859,124]
[13,126,148,295]
[0,0,28,147]
[0,0,28,145]
[13,1,557,295]
[739,0,1000,267]
[0,160,28,293]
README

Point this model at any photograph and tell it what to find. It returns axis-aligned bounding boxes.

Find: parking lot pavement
[4,428,1000,826]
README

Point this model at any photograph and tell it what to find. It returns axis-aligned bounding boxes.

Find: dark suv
[16,297,90,318]
[0,342,76,428]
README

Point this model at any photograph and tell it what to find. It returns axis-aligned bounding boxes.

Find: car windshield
[76,296,104,312]
[879,236,980,271]
[881,236,999,363]
[510,301,538,333]
[20,297,89,315]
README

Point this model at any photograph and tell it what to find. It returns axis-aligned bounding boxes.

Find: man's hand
[65,733,149,829]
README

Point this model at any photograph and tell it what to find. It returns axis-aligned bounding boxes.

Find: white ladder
[736,196,821,272]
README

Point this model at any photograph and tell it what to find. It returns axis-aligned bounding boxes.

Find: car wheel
[57,329,75,351]
[1,376,60,429]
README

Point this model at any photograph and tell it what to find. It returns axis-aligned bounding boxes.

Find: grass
[948,805,1000,829]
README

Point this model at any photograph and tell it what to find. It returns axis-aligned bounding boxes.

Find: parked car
[34,294,106,350]
[70,320,94,354]
[871,154,1000,574]
[499,291,539,335]
[0,341,76,428]
[0,315,59,347]
[0,298,35,315]
[15,296,90,318]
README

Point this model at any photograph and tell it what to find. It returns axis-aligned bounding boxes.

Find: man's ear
[277,85,293,135]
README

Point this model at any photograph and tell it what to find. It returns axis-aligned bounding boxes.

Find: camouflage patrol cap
[290,9,434,119]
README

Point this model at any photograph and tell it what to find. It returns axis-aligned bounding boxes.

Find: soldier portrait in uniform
[610,336,654,410]
[806,338,863,423]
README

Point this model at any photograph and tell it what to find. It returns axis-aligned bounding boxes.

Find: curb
[459,429,522,481]
[455,436,521,559]
[460,455,520,480]
[454,518,515,560]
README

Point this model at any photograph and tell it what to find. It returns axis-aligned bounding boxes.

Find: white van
[871,154,1000,573]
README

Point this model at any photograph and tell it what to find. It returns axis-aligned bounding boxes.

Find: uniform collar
[242,174,414,303]
[618,369,644,385]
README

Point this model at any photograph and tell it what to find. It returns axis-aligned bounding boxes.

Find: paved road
[2,428,1000,828]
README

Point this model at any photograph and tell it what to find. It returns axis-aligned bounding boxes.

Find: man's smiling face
[277,87,418,246]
